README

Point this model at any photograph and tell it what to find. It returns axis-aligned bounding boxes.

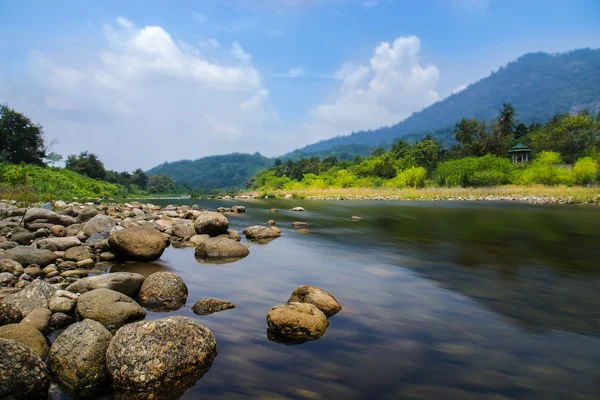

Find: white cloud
[451,84,467,94]
[231,41,252,62]
[116,16,134,29]
[308,36,440,138]
[198,38,221,49]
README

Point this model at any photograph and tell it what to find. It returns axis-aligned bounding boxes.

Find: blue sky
[1,0,599,170]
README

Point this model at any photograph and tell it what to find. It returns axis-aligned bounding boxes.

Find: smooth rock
[23,208,78,227]
[288,285,342,317]
[0,339,50,399]
[138,272,188,311]
[3,279,56,316]
[48,290,79,314]
[82,214,115,237]
[193,211,230,236]
[291,207,305,212]
[0,272,15,286]
[192,298,236,315]
[0,323,49,359]
[3,246,57,267]
[36,236,81,251]
[50,313,74,330]
[11,230,34,245]
[172,223,195,240]
[292,221,309,229]
[77,288,146,331]
[64,246,93,262]
[266,302,329,342]
[194,237,249,260]
[242,225,281,241]
[20,308,52,333]
[0,259,23,275]
[108,226,166,262]
[231,206,246,213]
[66,272,145,297]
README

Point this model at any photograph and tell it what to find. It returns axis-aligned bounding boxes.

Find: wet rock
[288,285,342,317]
[266,302,329,342]
[66,272,145,297]
[0,339,50,399]
[3,246,58,267]
[77,288,146,331]
[20,308,52,333]
[106,316,217,397]
[49,319,112,389]
[138,272,188,311]
[49,290,79,314]
[3,279,56,316]
[242,225,281,242]
[82,214,115,237]
[193,211,230,237]
[267,220,276,226]
[291,221,309,229]
[108,226,166,262]
[23,208,78,227]
[227,229,241,242]
[0,259,23,276]
[76,259,95,268]
[351,216,361,221]
[291,207,305,212]
[192,298,236,315]
[172,223,195,240]
[50,312,74,329]
[0,300,22,326]
[99,252,116,262]
[36,236,82,251]
[0,323,49,359]
[194,237,249,261]
[269,209,278,213]
[231,206,246,213]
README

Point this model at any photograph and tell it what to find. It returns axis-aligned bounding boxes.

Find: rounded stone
[20,308,52,333]
[108,226,166,262]
[0,323,49,360]
[0,339,50,399]
[194,237,249,260]
[77,288,146,331]
[266,302,329,342]
[66,272,145,297]
[64,246,93,262]
[287,285,342,317]
[0,300,23,326]
[193,211,230,236]
[242,225,281,242]
[138,272,188,311]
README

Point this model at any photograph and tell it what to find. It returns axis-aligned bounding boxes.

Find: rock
[0,259,23,276]
[292,221,309,229]
[216,207,229,213]
[351,216,361,221]
[188,234,210,246]
[3,279,56,316]
[194,211,230,236]
[108,226,166,262]
[0,300,23,326]
[192,298,236,315]
[3,246,58,267]
[295,228,310,234]
[50,313,74,330]
[36,236,81,251]
[291,207,305,212]
[48,290,79,314]
[77,288,146,331]
[138,272,188,311]
[54,200,68,209]
[49,319,112,389]
[287,285,342,317]
[23,207,78,227]
[50,225,67,237]
[0,272,16,287]
[11,230,34,245]
[20,308,52,333]
[0,241,18,250]
[267,220,276,226]
[172,223,195,240]
[99,252,116,262]
[0,339,50,399]
[33,228,50,238]
[77,209,100,223]
[266,302,329,343]
[66,272,145,297]
[194,237,249,261]
[269,209,278,213]
[106,316,217,397]
[0,288,21,301]
[76,259,95,268]
[227,229,241,242]
[85,232,110,249]
[231,205,246,213]
[0,323,49,359]
[23,265,43,278]
[82,214,115,237]
[242,225,281,242]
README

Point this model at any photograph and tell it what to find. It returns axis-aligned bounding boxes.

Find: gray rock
[0,241,19,250]
[66,272,145,297]
[3,279,56,316]
[36,236,82,251]
[82,214,115,237]
[23,208,78,227]
[108,226,166,262]
[0,323,49,359]
[77,288,146,331]
[85,232,110,249]
[291,207,305,212]
[287,285,342,317]
[0,300,23,326]
[3,246,58,267]
[194,237,250,260]
[20,308,52,333]
[49,319,112,389]
[11,230,34,245]
[0,339,50,399]
[193,211,230,236]
[48,290,79,314]
[192,298,236,315]
[77,209,100,223]
[138,272,188,311]
[266,302,329,342]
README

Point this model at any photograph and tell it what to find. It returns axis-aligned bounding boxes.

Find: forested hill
[291,48,600,155]
[146,153,273,191]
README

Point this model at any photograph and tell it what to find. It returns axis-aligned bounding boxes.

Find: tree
[514,123,528,139]
[411,136,442,170]
[497,103,517,138]
[65,152,107,180]
[0,104,46,165]
[45,152,63,166]
[391,139,411,159]
[453,119,480,145]
[372,153,397,179]
[371,147,386,157]
[130,168,149,189]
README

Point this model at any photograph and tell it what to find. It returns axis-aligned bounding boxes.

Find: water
[54,200,600,399]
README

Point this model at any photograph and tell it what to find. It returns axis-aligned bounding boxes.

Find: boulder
[0,323,49,359]
[66,272,145,297]
[36,236,82,251]
[192,298,236,316]
[0,272,16,287]
[3,279,56,316]
[48,290,79,314]
[291,221,309,229]
[50,225,67,237]
[23,266,43,278]
[108,226,166,261]
[138,272,188,311]
[82,214,115,237]
[23,208,78,227]
[77,288,146,331]
[3,246,57,267]
[11,230,34,245]
[227,229,241,242]
[287,285,342,317]
[231,206,246,213]
[85,232,110,249]
[0,300,23,326]
[106,316,217,397]
[291,207,305,212]
[172,223,195,240]
[193,211,229,236]
[0,339,50,399]
[20,308,52,333]
[54,200,68,209]
[267,220,276,226]
[242,226,281,242]
[77,209,100,224]
[0,259,23,276]
[49,319,112,389]
[64,246,93,262]
[188,234,210,246]
[50,313,74,330]
[266,302,329,342]
[194,237,249,261]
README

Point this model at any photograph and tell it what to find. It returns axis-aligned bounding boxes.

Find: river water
[54,199,600,399]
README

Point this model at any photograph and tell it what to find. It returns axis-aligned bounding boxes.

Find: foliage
[389,167,427,188]
[434,155,516,187]
[66,151,107,180]
[0,104,46,165]
[45,152,63,166]
[514,151,574,186]
[572,157,599,185]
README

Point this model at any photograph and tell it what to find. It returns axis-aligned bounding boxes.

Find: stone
[194,237,250,261]
[0,241,18,250]
[292,221,309,229]
[23,265,43,278]
[266,302,329,342]
[82,214,115,237]
[192,298,236,315]
[242,225,281,241]
[0,323,49,359]
[0,300,23,326]
[33,228,50,238]
[77,288,146,331]
[3,246,57,267]
[267,220,276,226]
[50,225,67,237]
[77,209,100,223]
[193,211,230,236]
[64,246,93,262]
[76,259,95,268]
[49,319,112,389]
[0,272,15,286]
[287,285,342,317]
[269,209,278,213]
[0,339,50,399]
[20,308,52,333]
[23,207,78,227]
[291,207,305,212]
[99,252,116,261]
[36,236,82,251]
[227,229,241,242]
[48,290,79,314]
[66,272,145,297]
[231,205,246,213]
[172,223,196,240]
[138,272,188,311]
[106,316,217,397]
[351,216,362,221]
[108,226,166,262]
[3,279,56,316]
[188,234,210,246]
[0,259,23,276]
[54,200,68,209]
[50,313,74,330]
[11,230,34,245]
[85,232,110,249]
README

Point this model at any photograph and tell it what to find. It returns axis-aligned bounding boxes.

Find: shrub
[515,151,574,186]
[573,157,598,185]
[390,166,427,188]
[434,155,515,187]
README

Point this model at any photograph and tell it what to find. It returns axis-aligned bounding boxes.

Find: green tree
[45,152,63,166]
[130,168,149,189]
[371,147,386,157]
[498,103,517,138]
[412,136,442,170]
[372,153,397,179]
[453,119,480,145]
[65,152,107,180]
[0,104,46,165]
[514,123,528,139]
[391,139,411,159]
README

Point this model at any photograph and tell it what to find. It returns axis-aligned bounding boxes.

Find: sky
[1,0,599,171]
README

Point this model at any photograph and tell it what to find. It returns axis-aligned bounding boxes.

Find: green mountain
[146,152,273,191]
[289,48,600,155]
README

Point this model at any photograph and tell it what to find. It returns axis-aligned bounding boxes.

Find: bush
[573,157,598,185]
[390,166,427,188]
[434,155,515,187]
[515,151,574,186]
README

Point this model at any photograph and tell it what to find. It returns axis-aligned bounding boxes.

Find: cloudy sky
[1,0,599,171]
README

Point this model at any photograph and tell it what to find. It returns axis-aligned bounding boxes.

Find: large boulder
[82,214,115,237]
[49,319,112,389]
[3,279,56,316]
[194,237,249,261]
[287,285,342,317]
[0,339,50,399]
[138,272,188,311]
[108,226,166,262]
[192,298,236,316]
[242,226,281,242]
[23,207,78,227]
[3,246,57,267]
[193,211,229,236]
[66,272,145,297]
[0,323,49,359]
[266,302,329,343]
[0,300,23,326]
[172,223,195,240]
[106,316,217,397]
[36,236,81,251]
[77,288,146,331]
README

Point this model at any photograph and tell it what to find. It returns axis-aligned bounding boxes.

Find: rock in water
[287,285,342,317]
[291,221,309,229]
[66,272,145,297]
[192,298,236,315]
[108,226,166,261]
[291,207,305,212]
[193,211,230,236]
[82,214,115,237]
[3,246,58,267]
[0,300,23,326]
[138,272,188,311]
[266,302,329,343]
[0,339,50,399]
[106,316,217,398]
[77,288,146,331]
[0,323,49,359]
[3,279,56,316]
[194,237,249,261]
[242,226,281,243]
[49,319,112,389]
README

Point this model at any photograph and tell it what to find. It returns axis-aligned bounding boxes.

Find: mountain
[146,153,273,191]
[290,48,600,155]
